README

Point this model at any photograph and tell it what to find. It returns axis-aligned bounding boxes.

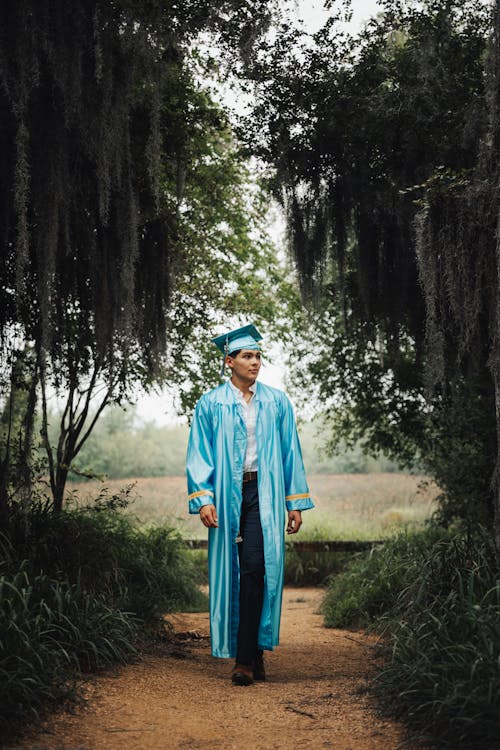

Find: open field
[66,473,440,540]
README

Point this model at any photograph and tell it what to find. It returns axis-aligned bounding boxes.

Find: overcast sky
[296,0,382,33]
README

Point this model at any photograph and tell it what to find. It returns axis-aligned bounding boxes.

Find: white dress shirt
[229,379,258,472]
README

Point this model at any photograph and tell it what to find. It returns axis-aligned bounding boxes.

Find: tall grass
[0,495,206,741]
[7,497,206,617]
[0,563,138,730]
[322,526,500,748]
[322,526,450,627]
[66,472,439,539]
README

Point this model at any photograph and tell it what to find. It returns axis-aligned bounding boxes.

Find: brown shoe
[231,663,254,686]
[253,650,266,681]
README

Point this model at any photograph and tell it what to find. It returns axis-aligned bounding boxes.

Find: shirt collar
[228,379,256,399]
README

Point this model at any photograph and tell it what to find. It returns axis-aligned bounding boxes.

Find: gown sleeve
[186,396,216,514]
[279,394,315,512]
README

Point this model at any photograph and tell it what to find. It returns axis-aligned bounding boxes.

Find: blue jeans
[236,478,265,666]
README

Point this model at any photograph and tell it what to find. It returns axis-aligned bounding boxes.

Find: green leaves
[0,564,138,738]
[322,525,500,747]
[0,0,297,510]
[0,497,207,740]
[159,111,306,414]
[241,0,497,527]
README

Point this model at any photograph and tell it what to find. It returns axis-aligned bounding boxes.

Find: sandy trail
[13,588,415,750]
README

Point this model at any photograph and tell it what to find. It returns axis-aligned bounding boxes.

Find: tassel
[219,335,229,380]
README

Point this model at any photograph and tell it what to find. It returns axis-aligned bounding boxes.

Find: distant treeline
[54,406,405,481]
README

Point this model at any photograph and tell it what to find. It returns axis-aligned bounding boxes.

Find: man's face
[227,349,262,381]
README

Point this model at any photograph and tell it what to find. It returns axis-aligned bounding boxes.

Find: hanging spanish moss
[1,2,161,359]
[244,0,494,527]
[0,0,277,379]
[414,0,500,544]
[0,0,279,515]
[248,0,489,358]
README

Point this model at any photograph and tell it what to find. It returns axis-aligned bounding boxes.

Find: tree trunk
[489,1,500,553]
[493,369,500,553]
[17,353,39,512]
[493,172,500,554]
[53,465,69,513]
[0,462,11,534]
[492,161,500,552]
[39,351,113,511]
[0,364,16,534]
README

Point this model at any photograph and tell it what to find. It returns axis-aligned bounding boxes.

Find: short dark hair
[228,349,241,357]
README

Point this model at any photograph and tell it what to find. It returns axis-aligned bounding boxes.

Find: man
[186,324,313,686]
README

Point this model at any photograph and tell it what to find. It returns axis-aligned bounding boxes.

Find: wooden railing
[184,539,384,552]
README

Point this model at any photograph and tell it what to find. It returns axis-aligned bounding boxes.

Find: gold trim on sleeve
[285,493,311,501]
[188,490,214,501]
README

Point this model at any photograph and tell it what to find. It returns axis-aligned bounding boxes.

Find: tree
[413,1,500,545]
[0,0,284,514]
[0,347,39,525]
[39,96,304,507]
[241,0,495,526]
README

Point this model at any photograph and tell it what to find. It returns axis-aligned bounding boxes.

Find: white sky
[137,0,383,425]
[295,0,382,33]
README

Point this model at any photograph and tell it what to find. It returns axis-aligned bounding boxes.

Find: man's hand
[200,503,218,528]
[287,510,302,534]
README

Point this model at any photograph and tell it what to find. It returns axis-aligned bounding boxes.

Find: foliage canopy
[0,0,303,512]
[242,0,498,529]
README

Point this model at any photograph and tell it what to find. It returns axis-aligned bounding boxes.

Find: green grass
[0,562,138,731]
[0,496,207,742]
[322,526,449,628]
[322,525,500,748]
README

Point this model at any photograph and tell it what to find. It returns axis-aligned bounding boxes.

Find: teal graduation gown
[186,380,314,658]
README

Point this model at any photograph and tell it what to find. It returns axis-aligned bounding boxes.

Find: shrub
[0,563,137,735]
[322,526,450,627]
[322,526,500,748]
[284,543,352,586]
[120,523,207,617]
[6,497,206,617]
[0,496,207,740]
[375,528,500,749]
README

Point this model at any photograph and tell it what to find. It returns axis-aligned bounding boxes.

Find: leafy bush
[0,496,207,740]
[6,496,206,617]
[322,526,452,627]
[0,564,137,732]
[322,526,500,748]
[375,528,500,748]
[285,543,352,586]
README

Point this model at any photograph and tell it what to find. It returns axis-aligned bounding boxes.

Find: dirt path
[13,589,415,750]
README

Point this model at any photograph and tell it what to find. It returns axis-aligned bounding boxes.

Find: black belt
[242,471,258,482]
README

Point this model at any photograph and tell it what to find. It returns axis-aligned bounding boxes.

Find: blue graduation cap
[212,324,263,379]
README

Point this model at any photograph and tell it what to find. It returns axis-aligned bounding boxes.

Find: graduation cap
[212,324,263,379]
